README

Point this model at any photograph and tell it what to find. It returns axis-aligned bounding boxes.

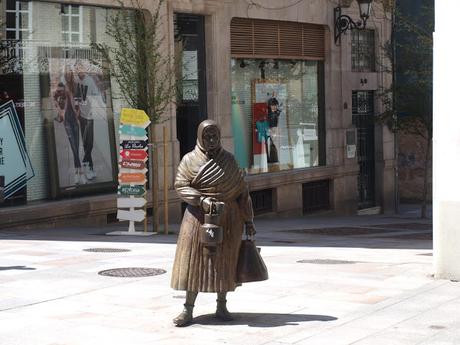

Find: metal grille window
[352,91,375,209]
[5,0,32,40]
[250,189,273,215]
[61,5,82,43]
[302,180,330,213]
[351,29,375,72]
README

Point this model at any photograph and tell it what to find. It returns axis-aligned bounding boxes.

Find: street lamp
[334,0,373,45]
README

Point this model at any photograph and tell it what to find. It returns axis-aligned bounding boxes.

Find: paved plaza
[1,206,459,345]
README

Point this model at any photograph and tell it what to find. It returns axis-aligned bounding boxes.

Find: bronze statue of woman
[171,119,256,327]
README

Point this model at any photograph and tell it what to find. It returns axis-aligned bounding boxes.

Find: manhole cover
[287,227,401,236]
[98,267,166,277]
[297,259,357,265]
[369,223,432,231]
[84,248,131,253]
[378,233,432,240]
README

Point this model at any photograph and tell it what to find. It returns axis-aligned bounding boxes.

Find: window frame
[61,4,83,43]
[5,0,33,40]
[351,29,376,72]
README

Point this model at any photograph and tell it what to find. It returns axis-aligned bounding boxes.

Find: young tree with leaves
[92,0,179,231]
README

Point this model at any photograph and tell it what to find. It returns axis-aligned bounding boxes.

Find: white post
[433,0,460,280]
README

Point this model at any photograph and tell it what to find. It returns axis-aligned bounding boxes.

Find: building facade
[0,0,394,228]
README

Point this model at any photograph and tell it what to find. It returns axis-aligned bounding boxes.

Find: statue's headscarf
[196,119,221,153]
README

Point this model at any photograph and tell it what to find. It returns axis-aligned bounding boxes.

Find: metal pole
[163,126,169,235]
[391,2,399,214]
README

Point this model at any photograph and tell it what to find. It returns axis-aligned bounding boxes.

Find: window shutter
[230,18,254,55]
[302,23,325,59]
[231,18,325,60]
[279,21,303,57]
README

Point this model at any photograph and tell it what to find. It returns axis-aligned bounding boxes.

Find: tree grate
[98,267,166,277]
[297,259,357,265]
[84,248,131,253]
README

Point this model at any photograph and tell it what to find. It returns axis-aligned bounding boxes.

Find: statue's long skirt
[171,200,244,292]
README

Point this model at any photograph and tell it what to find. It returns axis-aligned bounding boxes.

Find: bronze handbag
[236,237,269,283]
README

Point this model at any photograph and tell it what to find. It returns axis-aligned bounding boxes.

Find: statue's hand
[245,222,257,237]
[200,196,218,214]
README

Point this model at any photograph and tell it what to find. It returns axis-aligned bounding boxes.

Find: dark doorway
[174,14,207,158]
[352,91,375,209]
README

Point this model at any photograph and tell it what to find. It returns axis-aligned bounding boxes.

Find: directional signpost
[120,149,148,160]
[107,108,152,236]
[120,140,147,150]
[119,125,147,137]
[120,159,146,170]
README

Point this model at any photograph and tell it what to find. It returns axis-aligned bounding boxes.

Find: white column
[433,0,460,280]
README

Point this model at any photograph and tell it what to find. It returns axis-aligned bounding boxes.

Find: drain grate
[429,325,446,330]
[287,227,401,236]
[376,233,432,240]
[84,248,131,253]
[297,259,357,265]
[98,267,166,277]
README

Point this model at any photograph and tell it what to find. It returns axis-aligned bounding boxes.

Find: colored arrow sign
[119,134,148,142]
[117,197,147,208]
[119,125,147,137]
[120,159,146,170]
[119,173,146,184]
[119,168,148,176]
[117,209,146,222]
[118,185,145,196]
[121,140,147,150]
[120,149,148,160]
[120,108,151,128]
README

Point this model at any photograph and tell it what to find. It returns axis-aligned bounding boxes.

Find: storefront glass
[231,58,322,174]
[0,2,135,207]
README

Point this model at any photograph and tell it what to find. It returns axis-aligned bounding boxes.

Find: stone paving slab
[2,210,457,345]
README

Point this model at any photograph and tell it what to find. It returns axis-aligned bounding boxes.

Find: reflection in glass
[231,58,321,174]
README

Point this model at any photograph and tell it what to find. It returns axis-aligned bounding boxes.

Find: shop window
[231,58,323,174]
[351,29,375,72]
[5,0,32,40]
[1,2,140,207]
[61,4,82,43]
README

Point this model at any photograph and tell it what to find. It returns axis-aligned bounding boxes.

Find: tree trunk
[421,135,431,219]
[149,122,160,232]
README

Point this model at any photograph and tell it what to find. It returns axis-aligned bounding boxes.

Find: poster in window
[41,48,117,198]
[251,79,289,173]
[0,100,34,201]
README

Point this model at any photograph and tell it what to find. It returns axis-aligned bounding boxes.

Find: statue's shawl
[175,146,245,204]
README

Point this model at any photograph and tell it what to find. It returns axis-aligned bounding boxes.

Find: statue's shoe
[173,308,193,327]
[215,305,234,321]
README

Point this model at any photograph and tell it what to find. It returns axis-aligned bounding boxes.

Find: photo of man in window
[74,59,103,181]
[46,54,115,192]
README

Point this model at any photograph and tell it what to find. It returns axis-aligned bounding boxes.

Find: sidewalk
[2,205,458,345]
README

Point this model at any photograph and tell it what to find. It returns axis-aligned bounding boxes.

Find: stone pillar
[433,0,460,280]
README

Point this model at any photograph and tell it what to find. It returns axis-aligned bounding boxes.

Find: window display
[42,50,117,197]
[0,2,135,205]
[231,58,322,174]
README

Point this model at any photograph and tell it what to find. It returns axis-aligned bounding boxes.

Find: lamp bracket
[334,6,367,45]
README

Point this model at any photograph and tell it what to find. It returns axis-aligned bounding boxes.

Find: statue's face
[202,126,220,151]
